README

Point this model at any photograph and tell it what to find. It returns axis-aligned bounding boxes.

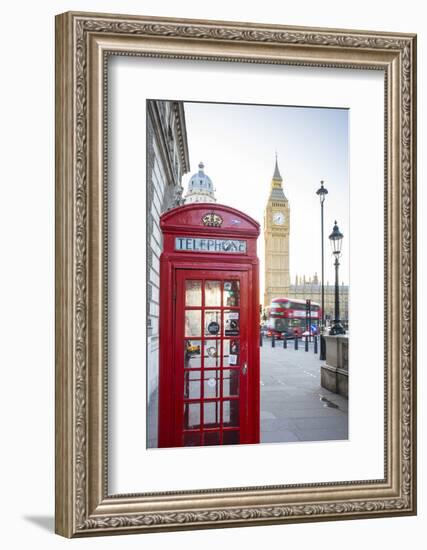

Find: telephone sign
[158,204,260,448]
[175,237,247,254]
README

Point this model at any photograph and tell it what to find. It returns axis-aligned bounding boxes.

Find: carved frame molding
[55,11,416,537]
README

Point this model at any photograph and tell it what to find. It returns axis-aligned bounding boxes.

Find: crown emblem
[202,212,223,227]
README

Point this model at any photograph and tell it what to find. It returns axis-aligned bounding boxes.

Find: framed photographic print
[55,11,417,537]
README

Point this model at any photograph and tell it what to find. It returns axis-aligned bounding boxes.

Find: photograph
[146,100,349,449]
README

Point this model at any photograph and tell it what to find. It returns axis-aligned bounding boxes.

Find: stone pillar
[321,335,348,397]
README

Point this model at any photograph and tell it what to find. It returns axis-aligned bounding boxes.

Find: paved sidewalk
[260,338,348,444]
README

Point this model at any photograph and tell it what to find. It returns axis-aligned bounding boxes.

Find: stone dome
[184,161,216,204]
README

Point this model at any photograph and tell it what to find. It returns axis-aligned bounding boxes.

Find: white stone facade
[146,101,190,446]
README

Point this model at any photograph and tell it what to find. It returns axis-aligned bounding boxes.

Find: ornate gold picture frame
[55,11,416,537]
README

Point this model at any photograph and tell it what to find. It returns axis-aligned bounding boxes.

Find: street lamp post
[328,221,346,336]
[316,180,328,359]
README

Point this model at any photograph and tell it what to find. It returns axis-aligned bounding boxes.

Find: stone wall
[321,334,349,397]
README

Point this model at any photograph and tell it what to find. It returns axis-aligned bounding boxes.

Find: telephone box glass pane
[184,403,200,429]
[203,370,220,399]
[184,370,201,399]
[184,432,201,447]
[185,310,201,337]
[204,310,221,336]
[204,340,220,368]
[184,340,201,368]
[203,401,220,428]
[224,310,240,336]
[185,280,202,306]
[223,280,240,307]
[223,431,240,445]
[205,281,221,307]
[223,369,240,397]
[223,339,240,366]
[203,431,220,446]
[223,400,239,427]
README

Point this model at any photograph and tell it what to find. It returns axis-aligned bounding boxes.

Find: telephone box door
[165,268,254,447]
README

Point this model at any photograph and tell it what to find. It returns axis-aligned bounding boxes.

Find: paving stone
[260,410,277,420]
[261,418,298,432]
[261,429,300,443]
[293,416,348,430]
[294,427,349,442]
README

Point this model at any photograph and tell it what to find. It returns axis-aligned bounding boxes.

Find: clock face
[273,212,285,225]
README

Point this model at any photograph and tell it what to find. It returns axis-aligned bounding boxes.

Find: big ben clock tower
[263,156,290,307]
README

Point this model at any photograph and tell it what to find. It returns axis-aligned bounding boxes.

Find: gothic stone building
[288,274,349,323]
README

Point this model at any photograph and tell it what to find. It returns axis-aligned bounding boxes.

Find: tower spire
[273,153,282,181]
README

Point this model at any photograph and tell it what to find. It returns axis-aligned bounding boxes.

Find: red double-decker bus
[266,297,321,339]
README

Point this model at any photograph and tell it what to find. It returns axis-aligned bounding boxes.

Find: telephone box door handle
[242,362,248,375]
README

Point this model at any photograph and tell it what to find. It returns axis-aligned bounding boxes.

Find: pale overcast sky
[182,101,349,295]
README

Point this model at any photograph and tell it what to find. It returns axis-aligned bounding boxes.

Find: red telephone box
[158,203,260,448]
